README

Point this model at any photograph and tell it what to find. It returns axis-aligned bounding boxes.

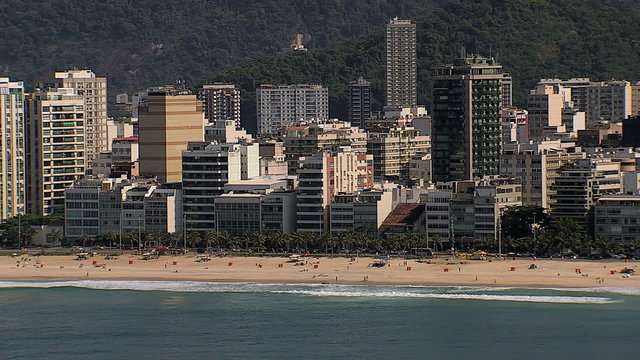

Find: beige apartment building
[26,88,86,216]
[283,120,367,175]
[138,92,205,183]
[527,84,566,141]
[368,123,430,180]
[0,78,26,219]
[501,141,586,209]
[50,70,108,170]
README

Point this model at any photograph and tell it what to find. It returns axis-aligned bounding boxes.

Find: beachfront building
[0,78,26,220]
[26,88,86,216]
[42,70,108,170]
[431,55,503,182]
[138,92,205,183]
[329,189,394,235]
[256,84,328,137]
[296,147,374,233]
[367,120,431,180]
[380,203,425,235]
[198,84,241,127]
[283,120,368,175]
[64,177,182,239]
[500,141,586,208]
[214,176,297,234]
[386,18,417,108]
[181,142,259,232]
[593,195,640,245]
[422,177,522,248]
[551,158,623,230]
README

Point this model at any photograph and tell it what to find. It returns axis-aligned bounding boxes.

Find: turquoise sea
[0,281,638,359]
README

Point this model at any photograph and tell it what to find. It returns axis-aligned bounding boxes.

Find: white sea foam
[0,280,624,304]
[541,286,640,296]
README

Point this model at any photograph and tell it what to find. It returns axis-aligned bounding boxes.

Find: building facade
[551,158,622,229]
[50,70,108,170]
[348,77,371,128]
[283,120,368,175]
[0,78,26,219]
[594,195,640,245]
[138,92,205,183]
[26,88,86,216]
[431,55,503,182]
[297,148,374,233]
[385,18,417,108]
[198,84,241,127]
[181,142,259,232]
[501,141,586,208]
[256,84,328,137]
[367,123,431,180]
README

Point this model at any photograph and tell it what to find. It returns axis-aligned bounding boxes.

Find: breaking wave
[0,280,625,304]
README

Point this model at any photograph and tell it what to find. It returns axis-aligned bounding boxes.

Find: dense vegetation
[2,1,639,132]
[210,0,640,132]
[0,0,438,93]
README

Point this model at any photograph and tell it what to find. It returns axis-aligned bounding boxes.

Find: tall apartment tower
[138,92,205,183]
[50,70,108,171]
[256,84,328,137]
[26,88,86,216]
[0,78,26,220]
[348,77,371,128]
[198,84,241,127]
[385,18,417,108]
[431,55,503,182]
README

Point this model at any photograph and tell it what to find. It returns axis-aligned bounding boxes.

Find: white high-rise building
[256,84,328,137]
[51,70,108,171]
[26,88,86,216]
[0,78,26,220]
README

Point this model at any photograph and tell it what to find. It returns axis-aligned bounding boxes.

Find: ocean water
[0,281,638,360]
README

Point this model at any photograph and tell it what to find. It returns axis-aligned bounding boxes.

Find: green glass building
[431,56,503,182]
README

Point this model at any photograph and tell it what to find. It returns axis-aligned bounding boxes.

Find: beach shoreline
[1,255,639,289]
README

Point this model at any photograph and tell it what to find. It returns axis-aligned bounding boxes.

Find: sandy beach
[1,254,639,289]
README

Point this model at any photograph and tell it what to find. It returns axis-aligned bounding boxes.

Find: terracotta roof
[114,136,139,142]
[382,203,425,226]
[288,126,307,131]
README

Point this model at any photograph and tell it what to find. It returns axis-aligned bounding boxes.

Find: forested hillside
[210,0,640,132]
[1,0,639,132]
[0,0,439,92]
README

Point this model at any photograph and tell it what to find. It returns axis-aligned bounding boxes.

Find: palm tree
[79,234,91,249]
[186,231,202,249]
[628,239,640,256]
[46,229,63,246]
[432,234,443,253]
[203,231,218,252]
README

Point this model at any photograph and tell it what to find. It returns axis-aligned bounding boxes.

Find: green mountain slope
[209,0,640,132]
[0,0,439,92]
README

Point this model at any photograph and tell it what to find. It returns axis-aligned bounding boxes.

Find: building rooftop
[382,203,424,226]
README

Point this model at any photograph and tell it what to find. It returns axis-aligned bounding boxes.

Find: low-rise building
[594,195,640,245]
[330,190,394,234]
